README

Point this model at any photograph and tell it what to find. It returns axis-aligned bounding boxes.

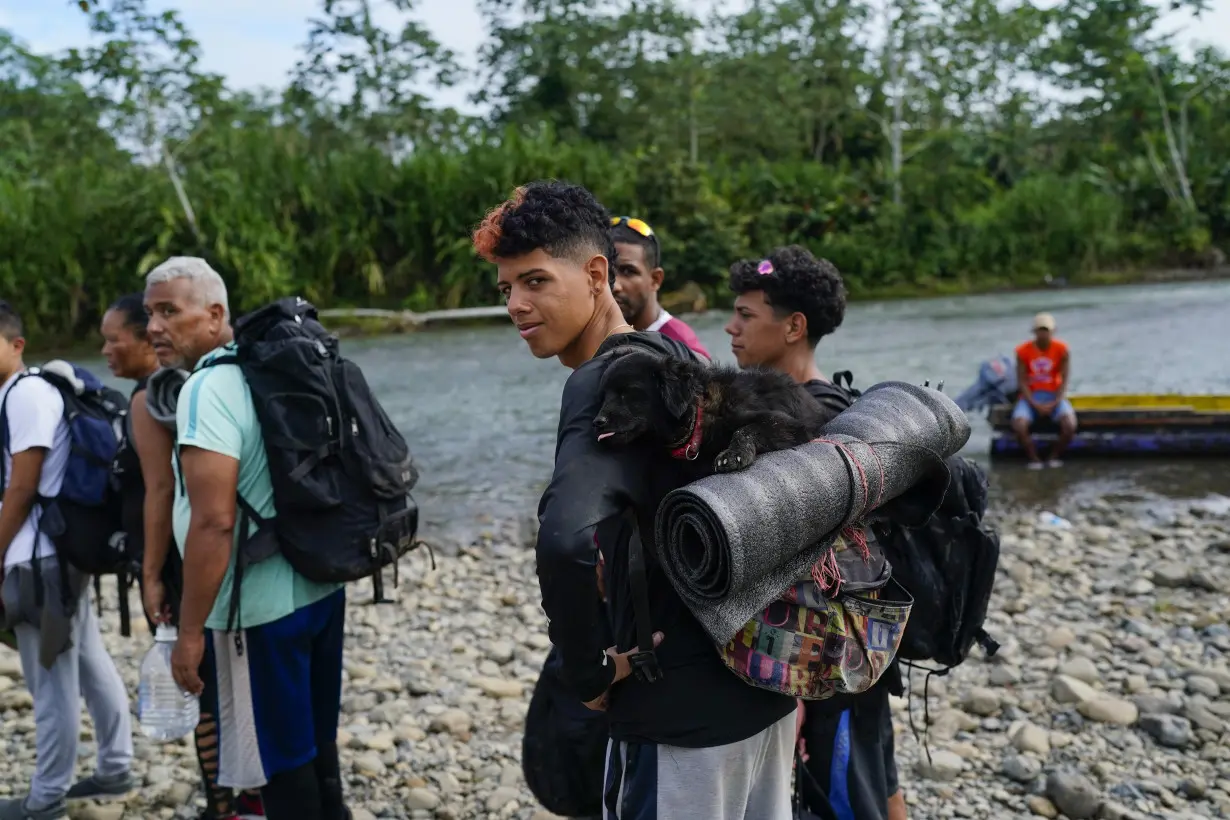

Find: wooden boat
[988,393,1230,459]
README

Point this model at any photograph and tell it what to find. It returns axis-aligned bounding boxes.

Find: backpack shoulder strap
[831,370,861,397]
[623,508,662,684]
[0,371,40,488]
[199,354,239,369]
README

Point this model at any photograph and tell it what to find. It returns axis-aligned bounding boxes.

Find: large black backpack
[872,455,1000,670]
[522,647,608,819]
[0,361,130,612]
[200,297,421,624]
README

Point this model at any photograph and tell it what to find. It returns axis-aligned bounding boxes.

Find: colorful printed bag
[718,536,913,700]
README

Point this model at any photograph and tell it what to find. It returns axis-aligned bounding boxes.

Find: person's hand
[583,632,665,711]
[171,630,205,696]
[143,578,170,627]
[1038,400,1057,414]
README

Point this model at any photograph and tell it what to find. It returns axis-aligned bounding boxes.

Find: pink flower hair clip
[757,260,774,275]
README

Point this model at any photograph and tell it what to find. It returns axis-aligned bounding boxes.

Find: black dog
[593,346,831,477]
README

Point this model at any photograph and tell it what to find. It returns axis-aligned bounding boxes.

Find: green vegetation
[2,0,1228,341]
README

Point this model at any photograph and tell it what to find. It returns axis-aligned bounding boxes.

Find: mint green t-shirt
[173,344,341,631]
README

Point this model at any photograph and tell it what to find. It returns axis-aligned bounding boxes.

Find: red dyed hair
[472,186,526,263]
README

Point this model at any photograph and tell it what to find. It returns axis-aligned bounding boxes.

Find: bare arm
[0,449,46,566]
[177,445,239,638]
[1056,350,1070,401]
[1015,354,1032,404]
[129,391,175,586]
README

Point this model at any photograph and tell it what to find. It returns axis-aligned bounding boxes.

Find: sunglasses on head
[611,216,658,245]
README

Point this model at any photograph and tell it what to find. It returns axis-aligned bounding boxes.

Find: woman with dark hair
[97,295,265,820]
[474,182,796,818]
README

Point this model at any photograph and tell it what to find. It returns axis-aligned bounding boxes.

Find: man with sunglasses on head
[610,216,710,361]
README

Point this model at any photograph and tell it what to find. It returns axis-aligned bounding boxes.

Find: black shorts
[797,683,899,820]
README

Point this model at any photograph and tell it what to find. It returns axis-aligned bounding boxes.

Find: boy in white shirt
[0,301,134,820]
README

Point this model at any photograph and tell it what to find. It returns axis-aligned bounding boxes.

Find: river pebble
[0,501,1225,818]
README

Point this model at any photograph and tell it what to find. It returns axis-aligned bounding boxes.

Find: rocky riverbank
[0,496,1227,820]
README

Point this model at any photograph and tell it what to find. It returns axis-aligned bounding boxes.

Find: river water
[84,280,1230,542]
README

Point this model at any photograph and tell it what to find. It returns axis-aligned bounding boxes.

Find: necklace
[603,323,634,342]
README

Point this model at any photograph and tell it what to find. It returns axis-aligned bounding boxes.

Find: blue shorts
[1012,391,1075,425]
[203,589,346,790]
[798,685,898,820]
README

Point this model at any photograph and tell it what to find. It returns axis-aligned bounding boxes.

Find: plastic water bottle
[137,625,200,741]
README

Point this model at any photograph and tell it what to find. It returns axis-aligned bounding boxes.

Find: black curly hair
[728,245,846,346]
[473,180,617,284]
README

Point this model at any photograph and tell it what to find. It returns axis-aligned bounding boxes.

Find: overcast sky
[3,0,1229,114]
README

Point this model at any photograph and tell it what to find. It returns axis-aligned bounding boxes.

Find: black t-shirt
[536,331,796,748]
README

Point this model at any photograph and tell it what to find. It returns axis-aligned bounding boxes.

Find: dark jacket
[535,331,796,747]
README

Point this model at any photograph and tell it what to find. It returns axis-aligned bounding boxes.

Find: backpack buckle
[628,650,663,683]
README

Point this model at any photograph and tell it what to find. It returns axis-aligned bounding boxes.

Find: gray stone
[1078,697,1138,725]
[1046,770,1102,820]
[1131,694,1181,715]
[1201,668,1230,693]
[1002,754,1043,783]
[1138,713,1193,748]
[1058,657,1101,684]
[428,708,473,740]
[964,687,1002,716]
[405,788,441,810]
[990,666,1022,686]
[486,786,521,812]
[1053,675,1098,704]
[1026,795,1059,818]
[1184,702,1227,733]
[1010,721,1051,756]
[1186,675,1221,698]
[915,750,965,781]
[353,753,386,776]
[1151,562,1191,587]
[1047,627,1076,650]
[1179,777,1207,799]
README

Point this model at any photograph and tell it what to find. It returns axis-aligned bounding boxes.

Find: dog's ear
[657,357,698,420]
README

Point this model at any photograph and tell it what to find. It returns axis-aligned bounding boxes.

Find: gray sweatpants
[602,710,795,819]
[14,584,133,808]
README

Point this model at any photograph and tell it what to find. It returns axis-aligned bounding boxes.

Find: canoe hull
[987,393,1230,459]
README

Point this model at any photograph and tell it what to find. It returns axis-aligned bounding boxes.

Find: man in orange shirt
[1012,312,1076,469]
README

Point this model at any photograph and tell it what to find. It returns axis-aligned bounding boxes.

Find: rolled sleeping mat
[653,381,972,646]
[144,367,191,432]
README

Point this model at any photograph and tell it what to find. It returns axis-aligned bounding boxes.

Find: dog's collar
[669,403,704,461]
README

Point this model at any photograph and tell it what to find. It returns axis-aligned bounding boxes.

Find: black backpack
[0,361,130,612]
[197,297,422,628]
[522,647,608,819]
[872,455,1000,670]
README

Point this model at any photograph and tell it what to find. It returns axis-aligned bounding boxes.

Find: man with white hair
[144,258,350,820]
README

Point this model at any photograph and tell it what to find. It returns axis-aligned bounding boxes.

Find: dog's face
[593,347,702,447]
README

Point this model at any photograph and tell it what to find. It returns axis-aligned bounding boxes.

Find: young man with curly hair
[725,246,908,820]
[474,181,797,819]
[609,217,710,360]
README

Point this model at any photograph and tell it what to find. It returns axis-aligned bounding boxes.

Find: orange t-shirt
[1016,339,1068,394]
